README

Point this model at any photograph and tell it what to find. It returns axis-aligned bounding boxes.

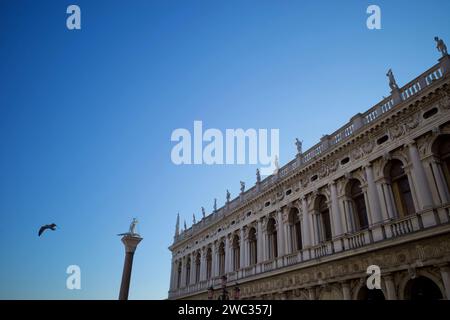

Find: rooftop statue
[295,138,303,154]
[386,69,399,91]
[435,36,448,57]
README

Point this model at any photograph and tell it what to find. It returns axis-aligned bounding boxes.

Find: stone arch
[398,269,446,300]
[354,284,386,300]
[352,279,387,300]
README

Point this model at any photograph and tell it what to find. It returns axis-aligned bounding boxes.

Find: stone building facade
[168,47,450,300]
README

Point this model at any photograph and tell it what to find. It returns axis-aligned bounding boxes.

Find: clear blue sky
[0,0,449,299]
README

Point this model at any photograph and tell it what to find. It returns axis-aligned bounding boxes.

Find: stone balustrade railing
[173,59,447,245]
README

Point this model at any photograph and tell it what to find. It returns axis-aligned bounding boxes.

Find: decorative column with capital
[330,181,344,237]
[301,197,312,248]
[276,209,286,258]
[364,163,383,224]
[118,234,143,300]
[439,264,450,300]
[341,281,351,300]
[407,141,434,209]
[239,228,246,269]
[383,274,397,300]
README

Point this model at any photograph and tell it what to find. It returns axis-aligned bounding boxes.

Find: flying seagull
[38,223,57,236]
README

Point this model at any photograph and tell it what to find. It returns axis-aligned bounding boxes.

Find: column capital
[121,235,143,253]
[405,139,418,148]
[362,161,373,169]
[383,273,395,281]
[438,263,450,272]
[328,180,337,187]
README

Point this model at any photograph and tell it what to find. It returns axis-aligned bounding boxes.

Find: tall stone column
[380,181,397,219]
[330,182,343,237]
[301,197,312,247]
[276,209,285,257]
[190,253,195,285]
[169,260,175,291]
[285,222,292,254]
[430,159,450,204]
[342,281,351,300]
[119,235,143,300]
[384,274,397,300]
[365,164,383,224]
[439,264,450,300]
[408,142,434,209]
[212,243,218,278]
[225,234,231,273]
[200,249,207,281]
[239,228,246,269]
[308,287,316,300]
[257,219,263,262]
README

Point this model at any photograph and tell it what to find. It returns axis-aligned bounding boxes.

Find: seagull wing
[38,225,47,236]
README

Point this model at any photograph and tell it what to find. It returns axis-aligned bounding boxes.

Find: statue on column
[129,218,138,235]
[386,69,399,91]
[201,207,206,219]
[226,190,231,203]
[240,181,245,193]
[213,198,217,212]
[118,218,140,237]
[435,36,448,57]
[295,138,303,154]
[184,220,187,230]
[192,213,196,224]
[256,168,261,183]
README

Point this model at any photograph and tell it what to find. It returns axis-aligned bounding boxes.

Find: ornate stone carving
[328,160,339,173]
[439,91,450,110]
[361,140,375,155]
[405,114,420,131]
[390,124,405,139]
[351,147,363,160]
[318,165,328,178]
[300,178,309,188]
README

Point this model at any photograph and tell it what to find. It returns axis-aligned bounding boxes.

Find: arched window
[347,179,369,230]
[218,242,225,276]
[185,257,191,286]
[177,261,182,289]
[232,235,240,271]
[248,227,257,265]
[195,252,201,283]
[315,195,332,242]
[267,218,278,260]
[206,248,212,280]
[431,135,450,199]
[288,208,302,252]
[387,159,415,217]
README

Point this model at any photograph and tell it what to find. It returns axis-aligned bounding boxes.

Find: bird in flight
[38,223,57,236]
